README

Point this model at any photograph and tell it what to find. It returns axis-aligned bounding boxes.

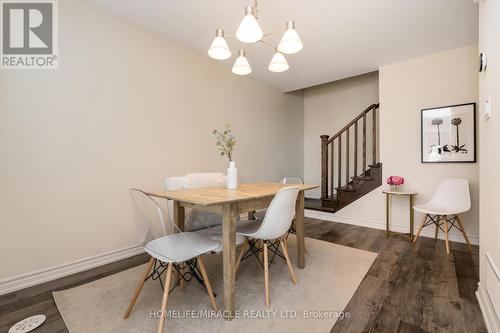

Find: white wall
[312,45,480,245]
[303,72,379,198]
[477,1,500,331]
[0,0,303,283]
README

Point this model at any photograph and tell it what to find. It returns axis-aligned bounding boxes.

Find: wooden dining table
[147,182,318,319]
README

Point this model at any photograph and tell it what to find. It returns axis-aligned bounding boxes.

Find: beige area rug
[53,236,377,333]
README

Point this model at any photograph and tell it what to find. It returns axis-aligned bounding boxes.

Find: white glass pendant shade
[268,50,289,72]
[208,29,231,60]
[235,6,263,43]
[278,21,303,54]
[232,49,252,75]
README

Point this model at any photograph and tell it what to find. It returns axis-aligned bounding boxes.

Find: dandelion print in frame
[421,103,476,163]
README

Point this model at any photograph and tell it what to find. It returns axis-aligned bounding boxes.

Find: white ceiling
[88,0,478,92]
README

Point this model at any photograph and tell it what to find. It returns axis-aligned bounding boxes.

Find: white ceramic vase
[227,161,238,189]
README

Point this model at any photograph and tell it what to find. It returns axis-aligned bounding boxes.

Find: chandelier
[207,0,303,75]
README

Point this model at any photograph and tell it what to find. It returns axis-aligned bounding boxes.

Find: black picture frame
[421,102,476,163]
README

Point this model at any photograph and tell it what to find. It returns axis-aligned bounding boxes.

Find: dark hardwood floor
[302,218,485,333]
[0,218,485,333]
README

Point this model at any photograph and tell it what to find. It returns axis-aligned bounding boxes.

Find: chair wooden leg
[263,242,270,307]
[157,262,173,333]
[455,215,472,252]
[413,214,428,243]
[123,257,155,319]
[280,237,297,284]
[443,216,450,254]
[197,256,219,311]
[235,239,248,274]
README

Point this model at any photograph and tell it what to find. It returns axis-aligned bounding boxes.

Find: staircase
[305,103,382,213]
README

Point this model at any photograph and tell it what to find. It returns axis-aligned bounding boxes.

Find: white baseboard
[477,282,500,333]
[305,209,479,245]
[0,244,144,296]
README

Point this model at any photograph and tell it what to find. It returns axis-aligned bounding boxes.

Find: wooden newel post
[320,135,329,199]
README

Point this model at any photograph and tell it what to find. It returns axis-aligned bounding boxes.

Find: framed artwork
[421,103,476,163]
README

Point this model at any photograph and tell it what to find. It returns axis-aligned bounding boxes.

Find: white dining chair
[412,178,472,254]
[253,176,306,253]
[124,189,220,333]
[254,176,303,222]
[234,186,301,307]
[165,173,247,252]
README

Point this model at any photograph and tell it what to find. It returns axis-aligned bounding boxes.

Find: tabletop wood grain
[147,182,318,206]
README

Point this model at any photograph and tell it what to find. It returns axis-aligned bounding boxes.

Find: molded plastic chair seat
[235,219,263,237]
[124,189,220,330]
[145,232,221,263]
[413,203,467,216]
[242,186,301,241]
[414,178,471,215]
[412,178,472,254]
[194,224,249,252]
[235,187,301,307]
[254,176,303,220]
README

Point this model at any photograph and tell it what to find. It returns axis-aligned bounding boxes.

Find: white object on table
[227,161,238,189]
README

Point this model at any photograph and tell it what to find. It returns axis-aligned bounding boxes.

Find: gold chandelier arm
[223,32,273,38]
[258,39,277,50]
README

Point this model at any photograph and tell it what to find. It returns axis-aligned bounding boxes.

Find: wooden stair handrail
[320,103,379,200]
[327,103,379,144]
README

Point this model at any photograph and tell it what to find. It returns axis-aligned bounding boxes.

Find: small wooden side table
[383,190,418,241]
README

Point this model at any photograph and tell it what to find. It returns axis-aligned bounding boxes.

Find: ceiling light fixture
[208,0,303,75]
[278,21,303,54]
[208,29,232,60]
[235,6,263,44]
[268,49,289,72]
[232,49,252,75]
